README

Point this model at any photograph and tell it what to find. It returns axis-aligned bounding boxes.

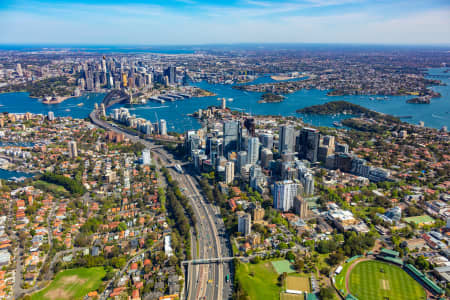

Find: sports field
[280,292,303,300]
[236,261,281,300]
[271,259,296,274]
[348,260,426,300]
[286,275,310,293]
[31,267,106,300]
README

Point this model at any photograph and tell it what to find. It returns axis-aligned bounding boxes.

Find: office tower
[294,195,309,219]
[247,137,260,165]
[164,66,176,85]
[207,137,223,165]
[273,180,300,212]
[298,127,320,162]
[68,141,78,158]
[48,111,55,121]
[260,148,273,169]
[142,149,151,165]
[260,133,274,149]
[223,120,239,156]
[335,143,349,154]
[237,151,248,171]
[279,125,295,153]
[122,73,128,88]
[16,63,23,76]
[225,161,235,184]
[302,173,315,196]
[322,135,335,149]
[159,119,167,136]
[102,57,107,73]
[237,211,251,237]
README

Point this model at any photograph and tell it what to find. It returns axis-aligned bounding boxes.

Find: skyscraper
[260,133,274,149]
[294,195,309,219]
[247,137,260,165]
[223,120,239,156]
[279,125,295,153]
[164,66,176,85]
[273,180,300,212]
[298,127,320,162]
[159,119,167,136]
[221,98,227,110]
[68,141,78,158]
[16,63,23,77]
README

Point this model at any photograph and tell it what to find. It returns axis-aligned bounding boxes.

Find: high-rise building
[237,211,251,236]
[225,161,235,184]
[260,133,274,149]
[48,111,55,121]
[142,149,151,165]
[335,143,349,154]
[16,63,23,77]
[298,127,320,162]
[159,119,167,136]
[164,66,176,85]
[223,120,239,156]
[237,151,248,171]
[68,141,78,158]
[294,195,309,219]
[279,125,295,153]
[247,137,260,165]
[260,148,273,168]
[252,206,265,223]
[273,180,300,212]
[221,98,227,110]
[100,103,106,117]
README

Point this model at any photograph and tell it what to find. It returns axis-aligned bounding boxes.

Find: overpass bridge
[182,257,241,265]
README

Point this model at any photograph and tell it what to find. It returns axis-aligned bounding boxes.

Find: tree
[318,287,335,300]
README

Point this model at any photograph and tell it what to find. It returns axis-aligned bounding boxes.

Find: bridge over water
[102,89,131,108]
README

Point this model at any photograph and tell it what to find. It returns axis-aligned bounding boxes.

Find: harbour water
[0,169,34,181]
[0,68,448,133]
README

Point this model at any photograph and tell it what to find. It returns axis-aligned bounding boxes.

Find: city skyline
[0,0,449,45]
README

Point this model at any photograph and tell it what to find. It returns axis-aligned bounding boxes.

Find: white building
[273,180,300,212]
[225,161,234,184]
[142,149,151,165]
[237,211,251,236]
[247,137,260,165]
[160,119,167,136]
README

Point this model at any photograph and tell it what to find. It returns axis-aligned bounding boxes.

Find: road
[90,109,233,299]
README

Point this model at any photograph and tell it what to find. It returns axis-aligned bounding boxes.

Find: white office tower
[48,111,55,121]
[142,149,152,165]
[279,125,295,153]
[225,161,235,184]
[102,58,107,73]
[247,137,260,165]
[273,180,300,212]
[113,108,120,120]
[221,98,227,110]
[237,211,251,236]
[16,63,23,77]
[160,119,167,136]
[68,141,78,158]
[303,173,315,196]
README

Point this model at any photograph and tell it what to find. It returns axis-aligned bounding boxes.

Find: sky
[0,0,449,45]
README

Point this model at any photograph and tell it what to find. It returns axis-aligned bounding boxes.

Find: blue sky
[0,0,449,45]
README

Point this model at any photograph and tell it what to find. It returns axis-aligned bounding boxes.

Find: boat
[77,103,84,107]
[65,109,71,112]
[228,98,234,102]
[333,121,343,127]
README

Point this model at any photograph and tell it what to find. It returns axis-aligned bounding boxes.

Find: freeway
[90,109,232,299]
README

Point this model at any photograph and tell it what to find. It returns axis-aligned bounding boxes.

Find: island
[406,97,431,104]
[296,100,401,125]
[258,92,284,103]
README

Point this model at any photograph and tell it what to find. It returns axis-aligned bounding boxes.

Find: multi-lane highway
[90,110,232,299]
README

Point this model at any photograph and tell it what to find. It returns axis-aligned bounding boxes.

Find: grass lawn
[236,260,281,300]
[31,267,106,300]
[271,260,296,274]
[348,260,426,300]
[335,260,356,294]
